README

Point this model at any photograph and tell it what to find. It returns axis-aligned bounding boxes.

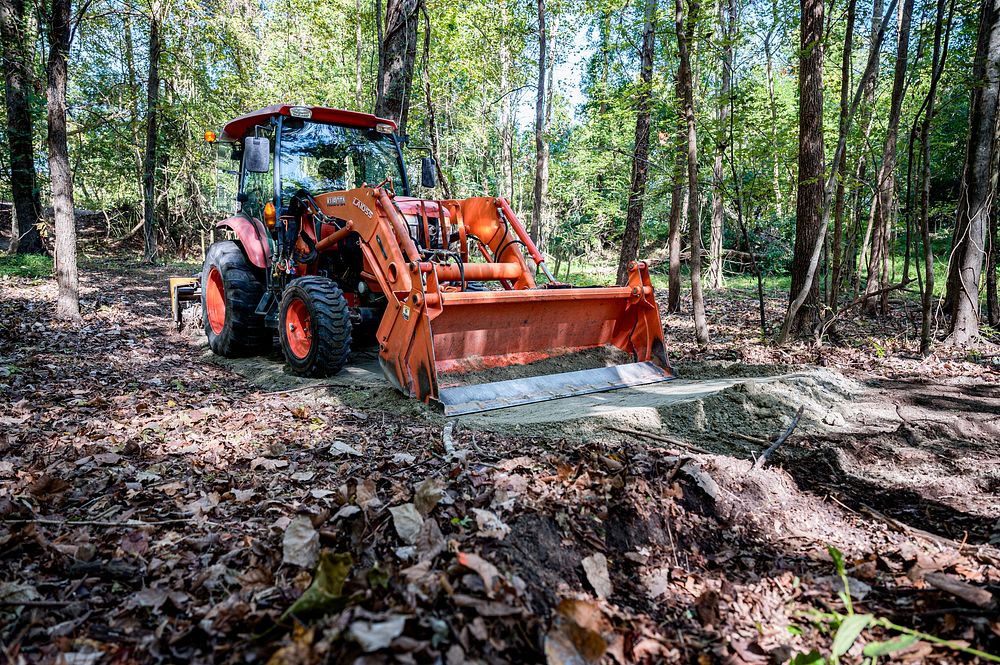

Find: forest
[2,0,1000,660]
[0,0,997,346]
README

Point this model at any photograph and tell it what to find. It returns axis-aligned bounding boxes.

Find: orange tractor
[174,105,671,414]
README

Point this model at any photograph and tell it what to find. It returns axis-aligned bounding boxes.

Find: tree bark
[667,98,686,314]
[355,0,364,107]
[788,0,825,335]
[863,0,914,313]
[829,0,857,309]
[945,0,1000,345]
[777,0,897,342]
[616,0,657,285]
[764,10,783,218]
[47,0,79,320]
[918,0,955,352]
[531,0,548,245]
[0,0,44,254]
[707,0,734,289]
[676,0,709,347]
[420,5,451,198]
[143,8,161,264]
[375,0,420,136]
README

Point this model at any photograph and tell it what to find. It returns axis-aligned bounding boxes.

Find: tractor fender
[217,216,271,269]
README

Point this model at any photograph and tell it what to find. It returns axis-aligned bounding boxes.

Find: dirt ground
[1,252,999,664]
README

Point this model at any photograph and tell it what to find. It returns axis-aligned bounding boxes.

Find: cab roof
[221,105,397,141]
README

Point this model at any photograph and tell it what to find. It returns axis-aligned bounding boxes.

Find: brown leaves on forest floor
[2,256,1000,663]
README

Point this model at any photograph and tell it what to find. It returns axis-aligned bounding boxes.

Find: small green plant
[787,546,1000,664]
[868,339,887,358]
[0,253,53,278]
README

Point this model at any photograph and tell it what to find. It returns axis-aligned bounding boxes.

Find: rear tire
[279,277,352,377]
[202,240,267,357]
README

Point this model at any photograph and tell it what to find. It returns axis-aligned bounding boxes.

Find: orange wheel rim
[285,298,312,359]
[206,266,226,334]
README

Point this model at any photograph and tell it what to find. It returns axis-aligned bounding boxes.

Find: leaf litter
[0,255,998,663]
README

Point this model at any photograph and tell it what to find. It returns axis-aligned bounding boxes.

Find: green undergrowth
[789,547,1000,664]
[0,253,53,279]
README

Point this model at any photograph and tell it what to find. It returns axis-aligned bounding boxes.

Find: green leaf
[828,546,846,577]
[862,634,919,657]
[280,550,353,622]
[832,614,873,660]
[790,650,826,665]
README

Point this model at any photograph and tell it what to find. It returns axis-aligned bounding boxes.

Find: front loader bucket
[377,261,673,415]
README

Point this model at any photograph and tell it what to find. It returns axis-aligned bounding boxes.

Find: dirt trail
[206,334,1000,537]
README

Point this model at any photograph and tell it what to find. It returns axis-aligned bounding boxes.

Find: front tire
[279,277,352,377]
[202,240,267,357]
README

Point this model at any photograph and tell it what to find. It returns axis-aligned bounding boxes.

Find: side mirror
[244,136,270,173]
[420,157,437,189]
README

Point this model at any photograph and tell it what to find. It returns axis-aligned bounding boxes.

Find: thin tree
[531,0,548,245]
[47,0,80,320]
[667,87,686,313]
[828,0,857,309]
[918,0,956,353]
[616,0,657,285]
[676,0,709,347]
[863,0,915,313]
[142,2,161,264]
[0,0,45,254]
[707,0,735,289]
[777,0,899,342]
[787,0,825,335]
[420,4,451,198]
[375,0,421,135]
[945,0,1000,346]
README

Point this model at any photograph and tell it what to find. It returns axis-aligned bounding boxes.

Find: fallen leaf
[472,508,510,540]
[415,518,445,561]
[349,615,407,652]
[457,551,500,595]
[544,598,611,665]
[413,477,445,516]
[390,503,424,545]
[283,515,320,568]
[280,551,352,622]
[251,457,289,471]
[582,553,612,599]
[328,440,361,457]
[120,530,149,557]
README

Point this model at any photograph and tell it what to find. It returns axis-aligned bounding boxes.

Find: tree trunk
[375,0,420,136]
[946,0,1000,346]
[498,3,513,199]
[616,0,657,286]
[0,0,44,254]
[829,0,857,309]
[531,0,548,245]
[777,0,897,342]
[788,0,825,335]
[707,0,734,289]
[765,0,783,217]
[47,0,79,320]
[420,5,452,198]
[676,0,709,347]
[355,0,364,107]
[143,9,161,264]
[863,0,914,314]
[667,104,686,314]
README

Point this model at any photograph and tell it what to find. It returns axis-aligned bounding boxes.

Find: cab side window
[241,133,274,221]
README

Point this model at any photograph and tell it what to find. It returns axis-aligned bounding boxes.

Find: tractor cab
[214,105,415,221]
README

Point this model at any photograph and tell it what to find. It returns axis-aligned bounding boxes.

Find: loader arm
[303,186,672,414]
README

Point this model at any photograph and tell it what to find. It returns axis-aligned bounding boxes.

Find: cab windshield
[278,119,404,207]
